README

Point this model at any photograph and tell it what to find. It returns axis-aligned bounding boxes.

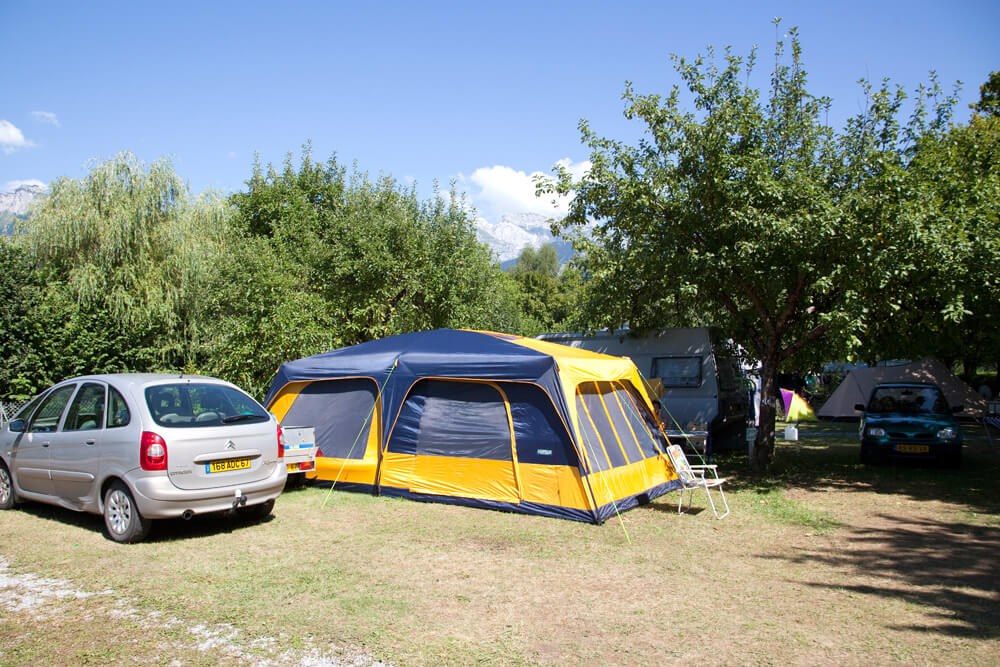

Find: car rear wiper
[221,413,265,424]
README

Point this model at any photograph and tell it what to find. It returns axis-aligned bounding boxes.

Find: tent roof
[264,329,630,407]
[817,358,987,419]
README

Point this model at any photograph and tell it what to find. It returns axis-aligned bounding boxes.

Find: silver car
[0,374,287,542]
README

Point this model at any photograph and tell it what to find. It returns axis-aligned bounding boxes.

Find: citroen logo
[225,440,237,450]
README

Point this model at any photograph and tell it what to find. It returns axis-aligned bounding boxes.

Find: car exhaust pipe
[182,510,194,521]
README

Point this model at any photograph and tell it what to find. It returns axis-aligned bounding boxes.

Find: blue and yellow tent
[264,329,681,523]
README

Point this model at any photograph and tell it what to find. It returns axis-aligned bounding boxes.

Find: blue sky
[2,1,997,224]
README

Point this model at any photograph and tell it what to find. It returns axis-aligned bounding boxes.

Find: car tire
[0,462,17,510]
[103,481,152,543]
[237,498,275,522]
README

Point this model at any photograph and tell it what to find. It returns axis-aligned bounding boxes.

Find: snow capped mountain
[475,212,555,262]
[0,183,44,216]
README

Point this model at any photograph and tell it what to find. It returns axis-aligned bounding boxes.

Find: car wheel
[237,498,275,522]
[103,481,152,543]
[0,462,16,510]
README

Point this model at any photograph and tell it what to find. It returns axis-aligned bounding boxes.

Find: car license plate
[206,457,253,474]
[895,444,929,453]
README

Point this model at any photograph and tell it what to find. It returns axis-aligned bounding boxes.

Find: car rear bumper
[128,464,286,518]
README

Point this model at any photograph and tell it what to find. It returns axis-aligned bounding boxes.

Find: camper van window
[652,356,702,388]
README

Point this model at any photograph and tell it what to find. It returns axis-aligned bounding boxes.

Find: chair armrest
[690,464,721,480]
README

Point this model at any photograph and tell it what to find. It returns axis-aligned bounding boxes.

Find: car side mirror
[952,405,964,414]
[854,403,865,412]
[7,419,25,432]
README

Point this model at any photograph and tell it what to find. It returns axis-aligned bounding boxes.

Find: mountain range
[0,184,44,234]
[474,212,581,268]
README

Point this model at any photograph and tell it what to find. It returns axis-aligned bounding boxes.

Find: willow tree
[19,152,230,371]
[546,27,942,469]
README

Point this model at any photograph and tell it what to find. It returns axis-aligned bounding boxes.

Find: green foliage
[544,24,977,469]
[18,152,230,373]
[513,243,559,277]
[864,113,1000,374]
[1,147,526,401]
[508,243,582,335]
[971,70,1000,117]
[218,146,524,396]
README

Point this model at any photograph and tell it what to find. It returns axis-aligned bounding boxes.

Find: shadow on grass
[717,425,1000,517]
[14,499,274,543]
[764,514,1000,638]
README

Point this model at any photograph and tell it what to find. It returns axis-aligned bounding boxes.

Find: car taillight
[140,432,168,471]
[277,424,285,458]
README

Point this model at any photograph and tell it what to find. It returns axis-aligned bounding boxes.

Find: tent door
[401,380,521,504]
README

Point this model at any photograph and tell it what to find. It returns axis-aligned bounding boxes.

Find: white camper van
[538,327,748,452]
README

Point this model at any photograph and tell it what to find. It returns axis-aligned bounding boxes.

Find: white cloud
[3,179,45,193]
[459,158,591,222]
[30,111,60,127]
[0,120,34,154]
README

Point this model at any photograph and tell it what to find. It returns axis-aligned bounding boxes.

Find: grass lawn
[2,422,998,664]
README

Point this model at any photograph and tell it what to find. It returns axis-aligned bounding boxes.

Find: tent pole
[373,394,383,496]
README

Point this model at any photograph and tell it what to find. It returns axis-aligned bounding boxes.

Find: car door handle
[84,440,96,445]
[42,442,50,447]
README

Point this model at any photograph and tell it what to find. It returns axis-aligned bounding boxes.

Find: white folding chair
[665,444,730,519]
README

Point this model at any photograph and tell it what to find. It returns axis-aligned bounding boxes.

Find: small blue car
[857,383,963,467]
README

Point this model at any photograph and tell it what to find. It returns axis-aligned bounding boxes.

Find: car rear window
[145,383,269,428]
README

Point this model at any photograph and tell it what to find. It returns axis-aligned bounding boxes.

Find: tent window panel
[577,383,627,468]
[394,380,513,461]
[283,379,377,460]
[624,384,669,454]
[574,392,610,472]
[600,381,644,463]
[503,383,579,467]
[614,382,663,457]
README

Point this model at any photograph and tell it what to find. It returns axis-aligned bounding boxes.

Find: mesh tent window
[282,378,378,460]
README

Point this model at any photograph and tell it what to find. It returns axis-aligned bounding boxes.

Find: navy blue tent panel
[504,383,578,467]
[388,380,512,460]
[282,378,377,459]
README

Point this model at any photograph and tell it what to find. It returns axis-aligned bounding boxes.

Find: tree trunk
[962,357,978,384]
[752,356,779,471]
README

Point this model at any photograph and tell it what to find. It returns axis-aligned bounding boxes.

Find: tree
[508,243,584,335]
[220,146,525,396]
[514,243,559,276]
[545,26,940,469]
[875,111,1000,378]
[971,70,1000,116]
[12,152,228,383]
